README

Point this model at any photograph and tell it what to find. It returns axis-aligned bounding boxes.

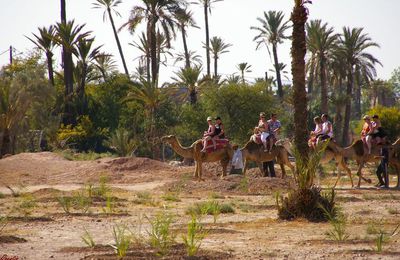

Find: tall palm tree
[26,26,56,87]
[94,52,117,81]
[338,27,381,145]
[196,0,223,77]
[171,65,204,104]
[92,0,129,77]
[306,20,338,114]
[130,32,151,82]
[174,7,199,68]
[291,0,309,164]
[174,50,202,68]
[251,10,290,101]
[75,38,102,98]
[121,0,183,85]
[54,20,90,125]
[236,62,252,84]
[209,36,231,78]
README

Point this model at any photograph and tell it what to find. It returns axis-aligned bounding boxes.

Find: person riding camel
[319,114,334,143]
[258,112,271,152]
[309,116,323,149]
[267,113,281,153]
[366,115,387,152]
[214,116,225,139]
[201,116,216,153]
[361,115,373,154]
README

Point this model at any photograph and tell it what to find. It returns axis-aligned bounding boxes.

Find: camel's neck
[169,138,194,159]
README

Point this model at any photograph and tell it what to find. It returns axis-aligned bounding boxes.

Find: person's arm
[218,124,225,137]
[274,122,281,133]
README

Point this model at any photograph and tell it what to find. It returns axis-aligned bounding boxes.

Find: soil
[0,152,400,259]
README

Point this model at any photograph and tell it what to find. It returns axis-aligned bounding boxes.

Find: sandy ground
[0,152,400,259]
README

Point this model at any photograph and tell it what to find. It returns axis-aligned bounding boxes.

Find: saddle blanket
[203,139,229,153]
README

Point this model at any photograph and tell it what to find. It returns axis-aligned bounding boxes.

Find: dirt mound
[0,152,189,186]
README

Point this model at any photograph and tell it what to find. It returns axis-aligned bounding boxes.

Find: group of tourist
[308,114,334,149]
[201,116,225,153]
[361,114,386,154]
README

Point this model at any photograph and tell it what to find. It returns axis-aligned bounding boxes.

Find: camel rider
[201,116,216,153]
[267,113,281,152]
[214,116,225,139]
[309,116,323,149]
[258,112,271,152]
[366,115,386,153]
[361,115,372,154]
[319,114,333,143]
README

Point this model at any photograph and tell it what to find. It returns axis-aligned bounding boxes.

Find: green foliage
[147,212,176,256]
[366,220,400,253]
[161,192,181,202]
[73,191,91,214]
[186,200,235,223]
[58,150,112,161]
[17,194,37,216]
[57,196,73,214]
[95,175,111,198]
[102,194,115,214]
[111,224,132,258]
[57,115,108,151]
[362,106,400,142]
[81,227,96,248]
[104,128,137,156]
[203,83,278,144]
[321,206,349,241]
[133,191,157,206]
[238,177,250,193]
[182,214,208,257]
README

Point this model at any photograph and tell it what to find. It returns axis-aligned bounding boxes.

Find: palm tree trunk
[150,14,158,85]
[342,67,353,146]
[214,56,218,78]
[107,7,129,78]
[181,25,190,69]
[307,68,314,94]
[204,3,211,77]
[320,55,328,114]
[291,1,309,160]
[46,52,55,87]
[273,44,283,101]
[354,69,361,118]
[1,128,11,156]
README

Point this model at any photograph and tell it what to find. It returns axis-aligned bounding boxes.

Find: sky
[0,0,399,84]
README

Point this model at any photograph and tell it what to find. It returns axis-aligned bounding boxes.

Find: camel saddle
[203,139,229,153]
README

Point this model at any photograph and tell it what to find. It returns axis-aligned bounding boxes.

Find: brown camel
[161,135,233,180]
[388,138,400,188]
[240,139,295,179]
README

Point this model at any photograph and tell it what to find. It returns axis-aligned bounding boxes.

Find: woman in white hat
[201,116,216,152]
[361,115,372,153]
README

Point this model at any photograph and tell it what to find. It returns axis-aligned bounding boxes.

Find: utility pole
[9,45,12,65]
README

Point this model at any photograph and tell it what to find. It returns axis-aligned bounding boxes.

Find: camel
[161,135,233,180]
[387,138,400,188]
[240,138,295,179]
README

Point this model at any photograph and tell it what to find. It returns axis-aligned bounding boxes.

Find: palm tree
[94,52,117,81]
[196,0,223,76]
[226,74,240,85]
[338,27,381,145]
[306,20,338,114]
[92,0,129,77]
[174,7,199,68]
[54,20,90,125]
[171,66,204,104]
[251,10,290,101]
[291,0,309,163]
[26,26,56,87]
[130,32,151,82]
[75,37,102,98]
[208,36,231,78]
[236,62,252,84]
[174,50,202,68]
[121,0,183,85]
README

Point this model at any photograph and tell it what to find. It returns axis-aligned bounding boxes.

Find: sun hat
[207,116,213,121]
[259,112,266,117]
[363,115,371,120]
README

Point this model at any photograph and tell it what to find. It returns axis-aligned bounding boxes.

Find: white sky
[1,0,399,84]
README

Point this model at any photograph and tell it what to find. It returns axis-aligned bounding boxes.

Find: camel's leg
[337,156,353,187]
[194,161,199,179]
[356,162,364,188]
[198,162,204,181]
[280,164,286,179]
[243,159,248,176]
[221,159,228,178]
[333,165,341,188]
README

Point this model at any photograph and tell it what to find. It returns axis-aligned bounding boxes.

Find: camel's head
[276,138,292,153]
[161,135,176,144]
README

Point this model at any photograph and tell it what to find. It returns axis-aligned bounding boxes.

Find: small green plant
[81,227,96,248]
[133,191,157,206]
[57,196,73,214]
[367,220,400,252]
[73,191,91,214]
[238,177,250,193]
[95,175,110,198]
[161,192,181,202]
[6,184,26,197]
[147,212,176,256]
[208,192,224,199]
[182,214,208,256]
[102,194,115,214]
[17,194,37,216]
[110,224,132,258]
[85,183,94,199]
[320,205,349,241]
[0,191,5,199]
[387,208,399,215]
[186,200,235,224]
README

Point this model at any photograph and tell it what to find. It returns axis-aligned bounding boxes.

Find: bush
[182,214,208,257]
[277,187,336,222]
[104,128,137,156]
[147,212,176,256]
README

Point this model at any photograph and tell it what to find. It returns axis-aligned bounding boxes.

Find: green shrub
[17,194,37,216]
[57,196,73,214]
[111,224,132,258]
[104,128,137,156]
[81,227,96,248]
[321,206,349,241]
[186,200,235,224]
[161,192,181,202]
[182,214,208,257]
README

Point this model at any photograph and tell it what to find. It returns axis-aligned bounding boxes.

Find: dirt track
[1,152,400,259]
